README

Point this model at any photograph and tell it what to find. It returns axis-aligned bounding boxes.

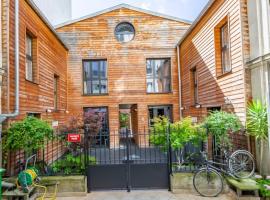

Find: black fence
[4,127,250,177]
[3,129,85,177]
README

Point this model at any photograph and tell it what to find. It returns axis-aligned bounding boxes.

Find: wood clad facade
[179,0,251,123]
[1,0,68,124]
[56,7,190,141]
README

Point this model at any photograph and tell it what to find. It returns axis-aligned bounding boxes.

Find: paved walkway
[57,190,236,200]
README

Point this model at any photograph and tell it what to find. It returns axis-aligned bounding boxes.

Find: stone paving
[57,190,236,200]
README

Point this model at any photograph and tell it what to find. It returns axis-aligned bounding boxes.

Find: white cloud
[139,2,151,10]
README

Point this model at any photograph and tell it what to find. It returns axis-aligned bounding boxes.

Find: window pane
[147,79,154,93]
[26,59,33,81]
[91,61,99,79]
[92,80,100,94]
[26,35,32,56]
[146,60,153,77]
[155,78,170,93]
[221,23,230,73]
[84,62,91,80]
[100,61,107,78]
[84,81,92,94]
[115,22,135,43]
[100,80,107,93]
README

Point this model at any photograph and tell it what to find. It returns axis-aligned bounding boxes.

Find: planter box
[171,172,230,194]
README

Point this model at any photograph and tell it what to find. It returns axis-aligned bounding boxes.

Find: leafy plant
[256,178,270,197]
[150,117,206,166]
[203,111,242,149]
[51,153,96,175]
[247,100,268,141]
[120,113,129,128]
[4,117,53,153]
[247,100,268,175]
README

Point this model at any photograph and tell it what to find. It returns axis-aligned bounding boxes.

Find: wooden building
[1,0,68,124]
[1,0,68,174]
[177,0,251,124]
[56,4,190,146]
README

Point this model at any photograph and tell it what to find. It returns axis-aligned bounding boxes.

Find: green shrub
[204,111,241,148]
[256,179,270,197]
[4,117,53,153]
[51,153,96,175]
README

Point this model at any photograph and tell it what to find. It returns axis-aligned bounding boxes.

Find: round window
[115,22,135,43]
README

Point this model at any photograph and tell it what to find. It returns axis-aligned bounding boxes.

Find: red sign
[68,134,81,143]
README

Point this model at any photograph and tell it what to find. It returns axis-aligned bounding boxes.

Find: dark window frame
[191,67,198,105]
[220,22,231,74]
[146,58,172,94]
[83,59,108,95]
[54,74,59,110]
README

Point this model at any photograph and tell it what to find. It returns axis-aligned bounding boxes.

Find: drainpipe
[0,0,20,167]
[177,45,183,119]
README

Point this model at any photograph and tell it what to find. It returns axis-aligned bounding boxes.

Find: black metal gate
[84,127,170,192]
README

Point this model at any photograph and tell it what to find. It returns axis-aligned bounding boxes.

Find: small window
[214,17,231,77]
[115,22,135,43]
[26,34,33,81]
[83,60,108,95]
[220,23,231,73]
[27,113,41,118]
[54,75,59,110]
[191,67,198,105]
[146,59,171,93]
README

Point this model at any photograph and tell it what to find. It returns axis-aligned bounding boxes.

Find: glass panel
[146,60,153,77]
[84,81,92,94]
[147,79,154,93]
[147,59,171,93]
[100,61,107,78]
[91,61,99,79]
[115,23,135,42]
[148,106,172,124]
[92,80,100,94]
[26,59,33,81]
[84,107,109,147]
[26,35,32,56]
[83,62,91,80]
[100,80,107,94]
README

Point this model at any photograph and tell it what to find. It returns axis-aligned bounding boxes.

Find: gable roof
[55,3,192,28]
[26,0,68,50]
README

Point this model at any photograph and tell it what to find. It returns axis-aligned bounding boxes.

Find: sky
[71,0,209,22]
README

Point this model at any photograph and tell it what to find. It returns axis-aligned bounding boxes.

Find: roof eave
[175,0,215,48]
[26,0,69,50]
[55,3,192,29]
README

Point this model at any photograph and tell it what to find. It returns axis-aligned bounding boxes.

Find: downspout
[1,0,19,119]
[0,0,20,167]
[177,45,183,119]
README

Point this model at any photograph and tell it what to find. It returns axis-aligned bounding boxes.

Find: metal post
[125,128,131,192]
[167,124,172,191]
[0,168,5,200]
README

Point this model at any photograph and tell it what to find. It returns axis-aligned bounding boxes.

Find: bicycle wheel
[193,168,223,197]
[229,150,255,179]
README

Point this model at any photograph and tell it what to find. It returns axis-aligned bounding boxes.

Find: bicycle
[193,149,255,197]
